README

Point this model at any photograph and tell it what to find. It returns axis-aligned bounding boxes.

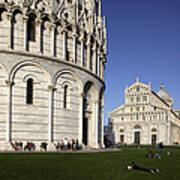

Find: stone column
[101,60,105,80]
[86,36,91,69]
[99,58,101,78]
[7,13,13,49]
[5,80,14,142]
[23,16,28,51]
[79,92,84,145]
[48,85,56,143]
[80,40,84,66]
[94,99,100,148]
[97,50,100,76]
[62,29,67,60]
[79,34,84,66]
[50,24,56,56]
[72,33,78,63]
[101,101,105,147]
[36,19,42,53]
[92,43,96,73]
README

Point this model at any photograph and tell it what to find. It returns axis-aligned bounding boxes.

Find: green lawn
[0,147,180,180]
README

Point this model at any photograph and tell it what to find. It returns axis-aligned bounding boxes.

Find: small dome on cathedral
[157,84,171,99]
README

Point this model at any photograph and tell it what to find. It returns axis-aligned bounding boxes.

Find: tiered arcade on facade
[108,78,180,145]
[0,0,107,150]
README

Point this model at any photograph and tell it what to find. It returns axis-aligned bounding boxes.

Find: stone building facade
[0,0,107,150]
[108,78,180,145]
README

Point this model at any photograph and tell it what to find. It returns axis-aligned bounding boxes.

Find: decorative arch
[120,129,124,133]
[83,80,99,95]
[10,60,52,84]
[0,7,7,20]
[134,124,141,129]
[23,73,39,83]
[11,8,23,16]
[61,80,73,88]
[54,69,82,88]
[151,128,157,132]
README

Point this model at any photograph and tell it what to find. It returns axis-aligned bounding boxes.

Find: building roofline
[151,91,170,107]
[152,91,180,120]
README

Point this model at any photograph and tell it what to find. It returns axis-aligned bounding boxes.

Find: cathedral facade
[108,78,180,145]
[0,0,107,150]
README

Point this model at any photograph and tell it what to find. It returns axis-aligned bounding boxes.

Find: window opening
[26,78,33,104]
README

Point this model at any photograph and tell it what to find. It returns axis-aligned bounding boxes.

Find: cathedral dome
[157,84,173,108]
[157,84,171,99]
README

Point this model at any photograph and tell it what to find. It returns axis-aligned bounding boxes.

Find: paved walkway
[0,148,122,154]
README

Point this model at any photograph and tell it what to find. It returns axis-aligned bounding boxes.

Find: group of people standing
[11,139,80,152]
[11,141,35,151]
[54,139,79,151]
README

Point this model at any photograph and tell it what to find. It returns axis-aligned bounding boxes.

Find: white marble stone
[0,0,107,150]
[108,78,180,145]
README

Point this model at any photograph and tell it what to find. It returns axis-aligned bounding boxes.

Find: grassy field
[0,147,180,180]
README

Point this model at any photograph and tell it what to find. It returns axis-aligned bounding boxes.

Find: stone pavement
[0,148,122,154]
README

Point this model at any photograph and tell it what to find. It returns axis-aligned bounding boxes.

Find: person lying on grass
[126,162,160,174]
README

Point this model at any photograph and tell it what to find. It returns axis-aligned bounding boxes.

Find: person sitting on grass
[155,152,161,159]
[126,162,160,174]
[146,150,154,158]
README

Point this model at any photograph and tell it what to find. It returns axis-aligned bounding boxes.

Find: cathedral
[0,0,107,150]
[108,78,180,145]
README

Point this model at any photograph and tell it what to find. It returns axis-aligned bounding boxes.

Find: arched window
[27,14,36,41]
[63,85,68,109]
[120,129,124,133]
[134,124,141,129]
[26,78,33,104]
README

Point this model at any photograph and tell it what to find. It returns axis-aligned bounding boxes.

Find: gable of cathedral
[108,79,180,145]
[126,81,150,94]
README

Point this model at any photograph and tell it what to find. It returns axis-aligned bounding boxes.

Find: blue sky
[102,0,180,124]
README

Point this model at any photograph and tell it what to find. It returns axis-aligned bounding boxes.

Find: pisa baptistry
[0,0,107,150]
